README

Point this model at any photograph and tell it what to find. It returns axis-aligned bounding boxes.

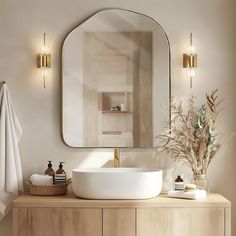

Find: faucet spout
[114,148,120,168]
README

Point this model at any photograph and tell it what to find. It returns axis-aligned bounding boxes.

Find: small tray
[167,190,207,200]
[25,179,72,196]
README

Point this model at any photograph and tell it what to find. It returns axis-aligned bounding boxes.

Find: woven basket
[25,179,71,196]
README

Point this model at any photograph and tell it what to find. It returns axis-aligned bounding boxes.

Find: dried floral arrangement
[163,89,223,178]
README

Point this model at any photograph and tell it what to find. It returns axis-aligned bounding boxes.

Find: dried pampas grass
[163,89,223,176]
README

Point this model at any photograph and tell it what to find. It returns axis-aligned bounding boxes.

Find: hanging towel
[0,83,23,220]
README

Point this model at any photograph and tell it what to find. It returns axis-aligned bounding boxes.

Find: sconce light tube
[37,33,51,88]
[183,33,198,88]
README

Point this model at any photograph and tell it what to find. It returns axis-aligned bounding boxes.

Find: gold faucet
[114,148,120,168]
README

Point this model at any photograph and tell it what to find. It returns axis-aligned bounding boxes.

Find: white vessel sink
[72,168,162,199]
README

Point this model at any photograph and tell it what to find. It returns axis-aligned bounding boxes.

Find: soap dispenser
[44,161,55,176]
[56,162,66,174]
[54,162,66,184]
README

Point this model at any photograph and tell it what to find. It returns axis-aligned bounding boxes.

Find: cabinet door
[12,208,102,236]
[103,208,135,236]
[137,208,224,236]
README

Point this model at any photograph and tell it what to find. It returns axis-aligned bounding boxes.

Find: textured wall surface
[0,0,235,235]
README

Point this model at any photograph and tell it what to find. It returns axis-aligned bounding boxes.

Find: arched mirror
[62,8,171,148]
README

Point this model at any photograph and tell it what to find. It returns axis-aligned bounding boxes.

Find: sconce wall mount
[37,53,51,68]
[183,53,197,68]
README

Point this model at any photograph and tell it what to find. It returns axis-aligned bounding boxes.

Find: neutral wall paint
[0,0,235,235]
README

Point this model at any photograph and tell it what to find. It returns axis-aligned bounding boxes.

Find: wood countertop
[13,193,231,208]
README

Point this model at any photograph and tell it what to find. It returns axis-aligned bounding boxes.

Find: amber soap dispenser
[44,161,55,176]
[54,162,67,184]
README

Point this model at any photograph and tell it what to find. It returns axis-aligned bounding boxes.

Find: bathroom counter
[12,193,231,236]
[13,193,230,208]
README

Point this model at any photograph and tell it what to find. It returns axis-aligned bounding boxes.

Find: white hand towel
[0,83,23,220]
[30,174,53,185]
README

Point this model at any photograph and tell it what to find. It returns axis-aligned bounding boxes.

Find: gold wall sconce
[183,33,197,88]
[37,33,51,88]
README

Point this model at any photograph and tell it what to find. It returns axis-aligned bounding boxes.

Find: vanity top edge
[13,193,231,208]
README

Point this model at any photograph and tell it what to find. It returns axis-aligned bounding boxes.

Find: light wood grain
[133,32,153,147]
[12,208,102,236]
[12,194,231,236]
[225,207,231,236]
[83,32,99,146]
[103,208,135,236]
[13,193,231,208]
[137,208,225,236]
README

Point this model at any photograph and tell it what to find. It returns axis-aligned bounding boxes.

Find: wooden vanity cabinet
[137,208,225,236]
[12,194,231,236]
[103,208,136,236]
[12,208,102,236]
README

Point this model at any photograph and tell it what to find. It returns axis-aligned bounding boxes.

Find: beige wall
[0,0,236,235]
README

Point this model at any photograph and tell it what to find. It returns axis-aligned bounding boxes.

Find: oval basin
[72,168,162,199]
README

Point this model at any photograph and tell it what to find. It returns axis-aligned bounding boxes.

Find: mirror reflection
[62,9,170,148]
